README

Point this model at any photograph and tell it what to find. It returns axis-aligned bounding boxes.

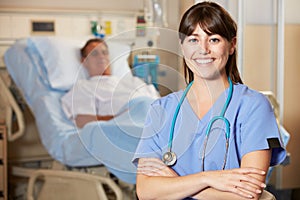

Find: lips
[195,58,214,64]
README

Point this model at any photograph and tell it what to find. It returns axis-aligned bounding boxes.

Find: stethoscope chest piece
[162,151,177,166]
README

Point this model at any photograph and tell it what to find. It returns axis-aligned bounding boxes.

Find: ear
[229,37,237,55]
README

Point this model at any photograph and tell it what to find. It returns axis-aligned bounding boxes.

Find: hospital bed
[2,36,157,199]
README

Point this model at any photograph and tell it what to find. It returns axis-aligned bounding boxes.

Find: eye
[102,50,109,55]
[90,50,99,56]
[189,38,198,43]
[209,38,220,44]
[185,36,199,45]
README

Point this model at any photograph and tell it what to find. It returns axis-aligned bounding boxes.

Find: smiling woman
[133,2,286,200]
[178,1,241,85]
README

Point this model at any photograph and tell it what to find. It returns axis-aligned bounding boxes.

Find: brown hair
[80,38,108,58]
[179,1,243,84]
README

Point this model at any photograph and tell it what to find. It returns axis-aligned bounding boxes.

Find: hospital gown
[61,75,160,120]
[133,83,286,175]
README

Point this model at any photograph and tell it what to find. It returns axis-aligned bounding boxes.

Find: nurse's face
[82,41,111,77]
[181,25,236,81]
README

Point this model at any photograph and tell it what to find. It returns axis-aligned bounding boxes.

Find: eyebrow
[189,33,199,37]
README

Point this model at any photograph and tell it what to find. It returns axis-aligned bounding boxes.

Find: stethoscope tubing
[164,77,233,169]
[167,80,193,152]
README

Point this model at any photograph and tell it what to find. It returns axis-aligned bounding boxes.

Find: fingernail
[261,183,266,188]
[256,189,262,193]
[248,195,254,199]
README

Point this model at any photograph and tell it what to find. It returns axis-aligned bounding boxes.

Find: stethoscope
[162,77,233,171]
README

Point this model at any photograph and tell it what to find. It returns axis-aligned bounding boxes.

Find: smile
[195,58,214,64]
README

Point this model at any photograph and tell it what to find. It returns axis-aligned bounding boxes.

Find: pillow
[108,41,131,77]
[27,36,84,90]
[27,36,131,91]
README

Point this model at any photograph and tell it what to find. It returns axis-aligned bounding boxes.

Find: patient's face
[82,41,111,77]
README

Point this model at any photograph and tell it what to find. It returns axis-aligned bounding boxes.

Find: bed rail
[27,169,123,200]
[0,75,25,141]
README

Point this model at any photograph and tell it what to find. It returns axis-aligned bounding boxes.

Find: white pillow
[108,41,131,77]
[27,36,131,91]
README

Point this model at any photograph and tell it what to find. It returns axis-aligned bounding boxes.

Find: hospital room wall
[0,0,144,11]
[0,0,180,30]
[281,24,300,190]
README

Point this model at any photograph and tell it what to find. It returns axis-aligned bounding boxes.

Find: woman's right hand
[137,158,178,177]
[203,167,266,199]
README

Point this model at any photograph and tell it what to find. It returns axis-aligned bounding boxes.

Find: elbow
[136,179,158,200]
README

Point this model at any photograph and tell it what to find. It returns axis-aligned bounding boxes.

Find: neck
[186,77,230,119]
[189,77,229,102]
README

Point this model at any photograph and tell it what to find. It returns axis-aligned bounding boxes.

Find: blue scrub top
[133,83,286,176]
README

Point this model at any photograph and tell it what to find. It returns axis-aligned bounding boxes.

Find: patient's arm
[75,114,114,128]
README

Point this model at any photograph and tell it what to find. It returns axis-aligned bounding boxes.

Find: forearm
[96,115,114,121]
[193,187,259,200]
[194,150,271,200]
[75,114,114,128]
[240,149,271,199]
[136,173,209,200]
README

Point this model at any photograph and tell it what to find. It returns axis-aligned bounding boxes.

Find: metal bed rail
[0,75,25,141]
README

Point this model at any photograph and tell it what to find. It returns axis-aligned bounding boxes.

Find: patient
[61,38,160,128]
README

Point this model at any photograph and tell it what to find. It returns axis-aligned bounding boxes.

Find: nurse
[133,2,286,200]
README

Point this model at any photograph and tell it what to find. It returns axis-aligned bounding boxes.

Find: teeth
[195,59,213,64]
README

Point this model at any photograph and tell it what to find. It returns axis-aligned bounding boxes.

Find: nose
[97,53,105,58]
[198,41,210,55]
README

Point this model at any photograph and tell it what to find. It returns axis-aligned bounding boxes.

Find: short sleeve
[240,93,286,166]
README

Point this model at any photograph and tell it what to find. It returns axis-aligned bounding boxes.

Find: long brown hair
[179,2,243,84]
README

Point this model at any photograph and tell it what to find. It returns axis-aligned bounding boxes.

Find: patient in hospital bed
[4,36,161,184]
[61,38,160,128]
